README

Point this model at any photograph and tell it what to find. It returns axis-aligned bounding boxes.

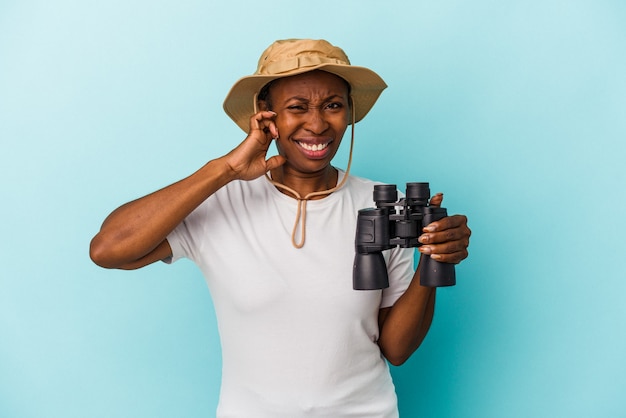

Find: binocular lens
[373,184,397,203]
[405,182,430,200]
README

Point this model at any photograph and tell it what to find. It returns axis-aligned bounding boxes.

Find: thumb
[429,192,443,207]
[265,155,287,171]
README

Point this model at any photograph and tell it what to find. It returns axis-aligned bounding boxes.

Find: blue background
[1,1,625,417]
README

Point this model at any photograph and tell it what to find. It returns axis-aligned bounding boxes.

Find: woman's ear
[257,100,269,112]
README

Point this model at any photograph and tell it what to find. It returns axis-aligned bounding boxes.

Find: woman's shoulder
[343,171,386,194]
[337,171,384,207]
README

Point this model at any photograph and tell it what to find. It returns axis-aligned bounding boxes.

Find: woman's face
[260,70,350,176]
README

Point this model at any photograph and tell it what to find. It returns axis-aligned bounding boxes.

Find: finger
[423,214,468,233]
[249,111,279,137]
[428,193,443,207]
[265,154,287,171]
[418,238,468,255]
[265,120,279,139]
[419,216,471,248]
[426,248,469,264]
[418,243,469,264]
[418,225,470,246]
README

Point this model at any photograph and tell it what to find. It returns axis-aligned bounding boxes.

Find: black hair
[257,80,275,110]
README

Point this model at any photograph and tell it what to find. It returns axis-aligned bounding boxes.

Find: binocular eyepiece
[353,182,456,290]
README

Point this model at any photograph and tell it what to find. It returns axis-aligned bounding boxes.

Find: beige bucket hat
[223,38,388,132]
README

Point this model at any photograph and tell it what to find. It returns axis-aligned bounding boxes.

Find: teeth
[298,142,329,151]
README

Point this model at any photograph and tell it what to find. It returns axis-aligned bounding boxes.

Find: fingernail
[424,225,436,232]
[430,254,442,260]
[419,246,432,255]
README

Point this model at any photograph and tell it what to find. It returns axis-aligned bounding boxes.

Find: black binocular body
[353,182,456,290]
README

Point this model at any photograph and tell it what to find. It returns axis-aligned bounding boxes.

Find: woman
[90,39,470,417]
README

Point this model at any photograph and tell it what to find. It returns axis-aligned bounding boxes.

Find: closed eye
[325,102,344,110]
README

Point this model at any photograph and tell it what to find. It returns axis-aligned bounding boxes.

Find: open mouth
[297,141,330,152]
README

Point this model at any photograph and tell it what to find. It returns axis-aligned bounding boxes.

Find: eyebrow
[284,94,347,103]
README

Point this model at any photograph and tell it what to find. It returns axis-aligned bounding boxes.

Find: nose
[303,108,329,135]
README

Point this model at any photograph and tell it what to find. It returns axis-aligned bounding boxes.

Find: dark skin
[257,71,350,197]
[90,70,471,365]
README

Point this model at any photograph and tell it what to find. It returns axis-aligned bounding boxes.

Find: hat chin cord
[261,96,356,248]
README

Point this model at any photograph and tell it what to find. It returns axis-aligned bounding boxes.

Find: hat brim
[223,64,387,132]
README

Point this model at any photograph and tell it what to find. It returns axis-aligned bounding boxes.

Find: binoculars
[353,182,456,290]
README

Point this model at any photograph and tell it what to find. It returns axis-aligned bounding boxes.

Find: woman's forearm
[89,157,234,269]
[378,267,437,366]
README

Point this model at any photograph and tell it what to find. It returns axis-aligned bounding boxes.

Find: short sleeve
[162,204,208,265]
[163,222,188,264]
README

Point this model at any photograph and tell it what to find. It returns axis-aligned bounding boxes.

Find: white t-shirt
[167,171,415,417]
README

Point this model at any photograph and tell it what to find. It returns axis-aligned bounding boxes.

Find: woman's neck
[269,166,338,199]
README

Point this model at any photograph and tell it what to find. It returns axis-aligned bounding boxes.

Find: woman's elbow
[384,351,411,367]
[379,343,414,367]
[89,234,120,269]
